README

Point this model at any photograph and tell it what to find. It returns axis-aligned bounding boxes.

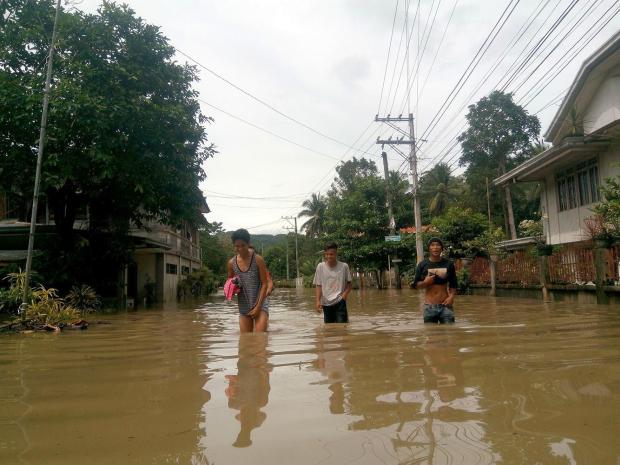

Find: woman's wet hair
[232,228,251,244]
[324,241,338,251]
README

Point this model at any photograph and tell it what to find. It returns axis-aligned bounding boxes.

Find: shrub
[178,268,217,298]
[25,286,80,326]
[66,285,101,313]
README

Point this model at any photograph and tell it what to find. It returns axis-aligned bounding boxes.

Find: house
[494,32,620,246]
[0,191,207,304]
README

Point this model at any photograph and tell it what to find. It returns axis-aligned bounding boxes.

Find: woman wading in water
[227,229,270,332]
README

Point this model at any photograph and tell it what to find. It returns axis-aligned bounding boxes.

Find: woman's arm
[227,259,234,279]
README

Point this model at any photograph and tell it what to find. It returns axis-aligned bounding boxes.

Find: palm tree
[419,163,461,217]
[298,193,327,238]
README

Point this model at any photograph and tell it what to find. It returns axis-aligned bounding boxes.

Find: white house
[494,32,620,246]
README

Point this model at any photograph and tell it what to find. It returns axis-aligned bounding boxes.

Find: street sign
[385,235,401,242]
[391,258,402,263]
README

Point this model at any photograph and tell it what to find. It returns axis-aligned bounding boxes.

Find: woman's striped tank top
[231,252,269,315]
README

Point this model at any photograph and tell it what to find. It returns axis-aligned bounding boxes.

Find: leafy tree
[298,192,327,238]
[458,91,540,238]
[319,158,415,274]
[0,1,214,290]
[199,222,229,280]
[419,162,463,219]
[431,206,488,257]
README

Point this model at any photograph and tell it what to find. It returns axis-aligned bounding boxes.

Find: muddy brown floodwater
[1,288,619,465]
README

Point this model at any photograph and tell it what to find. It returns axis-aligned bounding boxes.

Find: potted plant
[584,215,616,248]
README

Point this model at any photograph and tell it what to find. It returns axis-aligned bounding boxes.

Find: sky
[73,0,620,234]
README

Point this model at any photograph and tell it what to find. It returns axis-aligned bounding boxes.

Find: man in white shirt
[313,242,352,323]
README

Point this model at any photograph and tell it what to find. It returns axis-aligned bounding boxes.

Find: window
[556,159,599,212]
[181,266,190,275]
[166,263,178,275]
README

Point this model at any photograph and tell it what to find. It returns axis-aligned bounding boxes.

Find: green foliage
[299,193,327,238]
[1,1,214,293]
[320,157,414,271]
[591,174,620,241]
[66,285,101,313]
[458,91,541,230]
[0,271,26,315]
[456,267,470,293]
[177,268,217,298]
[519,217,544,242]
[200,222,229,280]
[431,207,488,257]
[24,286,80,326]
[419,163,464,219]
[464,227,506,258]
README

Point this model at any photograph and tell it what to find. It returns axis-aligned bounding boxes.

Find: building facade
[494,32,620,246]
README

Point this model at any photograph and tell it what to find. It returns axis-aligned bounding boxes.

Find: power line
[377,0,401,114]
[420,0,522,142]
[175,48,373,156]
[199,98,341,161]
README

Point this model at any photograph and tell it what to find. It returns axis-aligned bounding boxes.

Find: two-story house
[494,32,620,246]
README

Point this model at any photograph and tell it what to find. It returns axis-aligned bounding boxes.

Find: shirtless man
[413,237,458,324]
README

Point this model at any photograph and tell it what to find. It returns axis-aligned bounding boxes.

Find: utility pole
[282,216,300,286]
[381,151,401,288]
[283,226,292,281]
[376,113,424,263]
[22,0,63,312]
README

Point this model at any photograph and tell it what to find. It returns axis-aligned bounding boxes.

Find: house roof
[493,137,610,186]
[545,31,620,144]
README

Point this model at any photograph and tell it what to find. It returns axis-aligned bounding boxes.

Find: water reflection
[313,327,349,414]
[225,333,271,447]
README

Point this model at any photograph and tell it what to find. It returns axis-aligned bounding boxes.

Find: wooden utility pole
[376,113,424,263]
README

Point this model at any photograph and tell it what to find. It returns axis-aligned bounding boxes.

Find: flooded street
[1,289,620,465]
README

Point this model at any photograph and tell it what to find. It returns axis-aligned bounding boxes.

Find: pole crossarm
[376,138,414,145]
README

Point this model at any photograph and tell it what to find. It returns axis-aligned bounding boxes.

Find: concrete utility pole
[376,113,424,263]
[282,216,300,286]
[283,226,292,280]
[381,151,401,288]
[22,0,63,311]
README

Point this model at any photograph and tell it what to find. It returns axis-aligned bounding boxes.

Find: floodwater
[1,289,619,465]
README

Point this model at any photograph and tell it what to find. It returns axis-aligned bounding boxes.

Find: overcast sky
[74,0,620,234]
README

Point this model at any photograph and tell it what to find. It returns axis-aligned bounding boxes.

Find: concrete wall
[133,253,157,302]
[583,74,620,134]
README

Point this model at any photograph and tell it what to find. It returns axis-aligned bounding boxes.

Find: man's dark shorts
[323,299,348,323]
[423,303,455,324]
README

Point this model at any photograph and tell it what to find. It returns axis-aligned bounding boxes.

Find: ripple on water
[1,289,619,465]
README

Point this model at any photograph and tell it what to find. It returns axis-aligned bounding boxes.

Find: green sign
[385,235,401,242]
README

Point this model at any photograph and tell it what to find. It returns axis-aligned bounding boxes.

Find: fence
[468,243,618,287]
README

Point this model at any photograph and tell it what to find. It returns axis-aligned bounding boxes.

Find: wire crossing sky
[73,0,620,233]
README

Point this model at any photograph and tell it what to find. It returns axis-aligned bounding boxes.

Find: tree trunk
[504,184,517,240]
[499,160,517,240]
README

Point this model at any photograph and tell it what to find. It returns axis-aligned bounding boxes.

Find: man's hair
[324,241,338,251]
[231,228,251,244]
[427,236,444,249]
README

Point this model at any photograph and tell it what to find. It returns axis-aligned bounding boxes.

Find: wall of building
[133,252,157,302]
[583,73,620,134]
[542,141,619,245]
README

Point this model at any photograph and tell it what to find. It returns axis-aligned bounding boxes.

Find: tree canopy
[0,1,214,239]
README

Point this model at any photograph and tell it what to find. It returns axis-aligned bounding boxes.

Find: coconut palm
[419,163,461,217]
[298,193,327,238]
